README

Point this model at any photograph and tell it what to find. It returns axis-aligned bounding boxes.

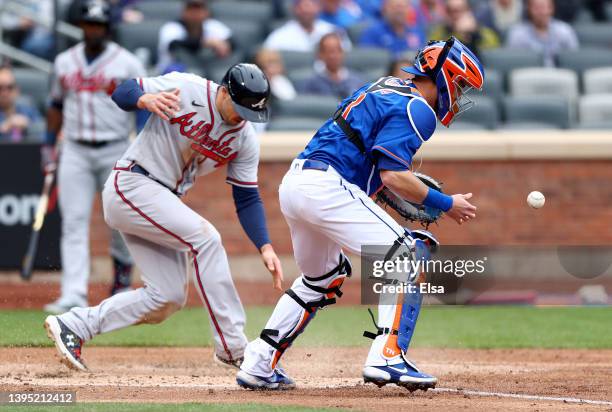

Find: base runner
[236,37,484,391]
[44,63,283,371]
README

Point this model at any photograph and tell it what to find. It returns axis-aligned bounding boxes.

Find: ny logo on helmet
[252,98,266,109]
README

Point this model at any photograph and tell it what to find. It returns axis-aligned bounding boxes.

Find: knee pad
[382,228,439,282]
[260,253,351,367]
[410,229,439,255]
[299,253,351,300]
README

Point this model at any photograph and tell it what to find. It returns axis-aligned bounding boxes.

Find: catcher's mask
[402,37,485,127]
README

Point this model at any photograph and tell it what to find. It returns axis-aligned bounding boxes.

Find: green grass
[0,403,347,412]
[1,306,611,349]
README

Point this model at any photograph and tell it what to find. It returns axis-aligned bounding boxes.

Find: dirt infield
[1,347,611,411]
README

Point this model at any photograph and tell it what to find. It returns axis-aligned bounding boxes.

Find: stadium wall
[85,130,612,257]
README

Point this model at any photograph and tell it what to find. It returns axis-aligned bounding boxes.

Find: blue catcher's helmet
[402,37,485,126]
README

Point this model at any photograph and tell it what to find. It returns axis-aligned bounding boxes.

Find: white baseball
[527,191,545,209]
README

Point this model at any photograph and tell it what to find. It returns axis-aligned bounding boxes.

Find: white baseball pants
[59,166,247,361]
[241,159,411,377]
[57,139,132,306]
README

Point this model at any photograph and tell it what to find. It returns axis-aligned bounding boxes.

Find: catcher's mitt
[376,172,444,228]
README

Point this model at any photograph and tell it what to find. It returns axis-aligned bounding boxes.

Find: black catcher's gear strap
[285,288,336,313]
[332,77,419,156]
[301,254,352,298]
[363,308,399,339]
[259,287,337,354]
[260,328,284,351]
[303,253,352,282]
[333,107,367,154]
[258,288,334,356]
[383,230,413,263]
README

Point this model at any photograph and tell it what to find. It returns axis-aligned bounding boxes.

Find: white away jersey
[119,72,260,196]
[50,41,146,142]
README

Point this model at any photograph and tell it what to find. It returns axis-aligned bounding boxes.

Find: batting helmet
[222,63,270,123]
[80,0,111,25]
[402,37,485,127]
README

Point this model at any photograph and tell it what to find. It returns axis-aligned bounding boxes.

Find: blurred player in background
[41,0,146,314]
[237,37,483,390]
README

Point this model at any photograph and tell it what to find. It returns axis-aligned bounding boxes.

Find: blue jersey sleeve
[372,97,436,171]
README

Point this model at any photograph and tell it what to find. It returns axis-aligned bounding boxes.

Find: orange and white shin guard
[258,255,352,371]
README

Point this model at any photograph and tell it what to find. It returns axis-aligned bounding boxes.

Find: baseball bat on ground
[20,166,56,281]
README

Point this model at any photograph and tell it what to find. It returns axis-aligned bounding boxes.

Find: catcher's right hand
[446,193,476,225]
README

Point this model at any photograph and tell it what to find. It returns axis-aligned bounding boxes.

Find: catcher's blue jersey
[298,77,437,196]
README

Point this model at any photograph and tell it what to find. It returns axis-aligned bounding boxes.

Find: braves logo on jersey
[61,71,119,95]
[170,112,239,167]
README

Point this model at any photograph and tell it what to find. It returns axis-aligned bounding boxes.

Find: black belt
[302,159,329,172]
[74,140,122,148]
[129,164,179,196]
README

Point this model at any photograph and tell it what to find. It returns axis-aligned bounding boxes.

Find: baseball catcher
[237,37,484,391]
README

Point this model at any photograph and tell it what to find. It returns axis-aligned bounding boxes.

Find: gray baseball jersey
[120,71,260,196]
[50,41,146,142]
[59,72,260,361]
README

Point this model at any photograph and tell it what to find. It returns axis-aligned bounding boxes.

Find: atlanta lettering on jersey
[170,112,238,167]
[61,70,118,95]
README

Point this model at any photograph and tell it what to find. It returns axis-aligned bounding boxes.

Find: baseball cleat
[213,353,244,369]
[363,360,437,392]
[44,315,87,372]
[236,367,296,390]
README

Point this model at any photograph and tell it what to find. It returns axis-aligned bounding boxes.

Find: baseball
[527,191,545,209]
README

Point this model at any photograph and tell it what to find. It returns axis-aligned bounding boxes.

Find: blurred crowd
[1,0,611,141]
